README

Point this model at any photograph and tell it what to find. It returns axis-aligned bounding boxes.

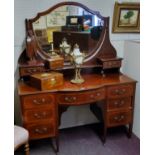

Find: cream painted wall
[14,0,140,134]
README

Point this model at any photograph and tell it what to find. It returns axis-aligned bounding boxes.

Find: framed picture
[112,2,140,33]
[66,16,84,25]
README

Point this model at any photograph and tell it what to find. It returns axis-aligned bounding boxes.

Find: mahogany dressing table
[17,2,136,152]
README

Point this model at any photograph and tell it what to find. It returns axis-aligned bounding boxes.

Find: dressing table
[17,2,136,152]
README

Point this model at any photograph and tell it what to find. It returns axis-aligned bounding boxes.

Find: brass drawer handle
[90,93,101,98]
[114,100,125,106]
[114,101,118,105]
[114,115,125,121]
[43,127,47,131]
[96,93,101,96]
[114,89,119,94]
[33,69,37,72]
[35,127,48,134]
[27,69,37,73]
[120,89,126,94]
[33,112,47,119]
[90,94,94,98]
[108,62,112,67]
[33,99,40,104]
[114,89,126,95]
[41,98,45,103]
[64,96,76,102]
[120,100,125,105]
[34,113,41,119]
[64,97,69,101]
[33,98,46,105]
[35,128,43,134]
[27,69,33,74]
[42,112,47,116]
[72,97,77,101]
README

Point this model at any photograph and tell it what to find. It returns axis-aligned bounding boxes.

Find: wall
[122,41,140,138]
[14,0,140,133]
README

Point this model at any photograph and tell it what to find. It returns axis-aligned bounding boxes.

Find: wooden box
[30,72,63,90]
[46,56,64,69]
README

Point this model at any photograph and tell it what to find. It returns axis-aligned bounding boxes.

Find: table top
[18,73,136,95]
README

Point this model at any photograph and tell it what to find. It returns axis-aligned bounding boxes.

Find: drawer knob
[90,94,94,98]
[33,98,46,105]
[122,89,126,92]
[72,97,76,101]
[114,100,125,106]
[42,112,47,116]
[33,99,41,105]
[35,128,43,134]
[65,96,76,102]
[27,69,37,73]
[115,89,119,94]
[27,69,32,73]
[114,89,126,95]
[97,93,100,96]
[64,96,76,102]
[65,97,69,101]
[34,112,47,119]
[43,127,47,131]
[34,113,41,119]
[108,62,112,66]
[114,115,125,121]
[121,115,125,119]
[41,98,45,103]
[114,101,118,105]
[120,100,125,105]
[35,127,48,134]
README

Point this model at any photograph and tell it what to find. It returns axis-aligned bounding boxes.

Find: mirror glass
[32,5,104,60]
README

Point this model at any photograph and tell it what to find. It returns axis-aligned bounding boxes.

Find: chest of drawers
[106,84,134,126]
[100,83,136,142]
[20,93,58,140]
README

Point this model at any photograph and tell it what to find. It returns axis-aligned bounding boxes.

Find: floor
[15,124,140,155]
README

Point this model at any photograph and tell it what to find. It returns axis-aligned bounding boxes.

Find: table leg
[127,123,133,138]
[51,137,59,153]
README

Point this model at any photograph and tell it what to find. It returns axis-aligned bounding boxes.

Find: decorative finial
[74,43,79,49]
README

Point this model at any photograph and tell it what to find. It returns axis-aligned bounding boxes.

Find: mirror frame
[24,1,117,67]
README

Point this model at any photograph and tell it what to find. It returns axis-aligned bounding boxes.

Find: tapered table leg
[127,123,133,138]
[51,137,59,153]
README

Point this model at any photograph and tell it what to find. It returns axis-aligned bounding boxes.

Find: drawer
[107,111,132,127]
[19,66,45,76]
[22,94,55,110]
[48,58,64,69]
[107,84,133,99]
[57,88,105,105]
[25,121,56,139]
[107,97,132,111]
[103,60,121,69]
[23,108,55,123]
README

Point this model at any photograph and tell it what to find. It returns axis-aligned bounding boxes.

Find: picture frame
[66,16,84,26]
[112,2,140,33]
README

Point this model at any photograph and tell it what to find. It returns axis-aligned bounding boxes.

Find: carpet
[15,124,140,155]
